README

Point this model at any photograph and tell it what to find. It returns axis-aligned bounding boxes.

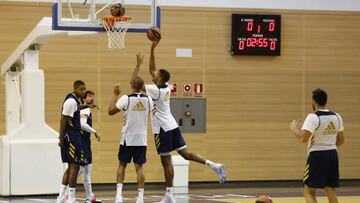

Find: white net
[102,17,132,49]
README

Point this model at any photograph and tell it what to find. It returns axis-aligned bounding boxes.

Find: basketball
[147,27,161,41]
[255,195,273,203]
[110,3,125,17]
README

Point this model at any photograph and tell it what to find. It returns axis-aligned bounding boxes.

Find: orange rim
[102,16,131,29]
[102,16,132,22]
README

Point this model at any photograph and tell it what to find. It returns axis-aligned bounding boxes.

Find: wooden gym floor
[0,186,359,203]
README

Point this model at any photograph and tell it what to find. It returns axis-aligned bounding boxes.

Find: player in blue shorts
[57,80,90,203]
[78,90,101,203]
[108,53,153,203]
[142,41,227,203]
[290,88,345,203]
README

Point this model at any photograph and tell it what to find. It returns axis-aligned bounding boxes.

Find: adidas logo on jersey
[163,92,170,101]
[132,101,146,111]
[322,121,337,135]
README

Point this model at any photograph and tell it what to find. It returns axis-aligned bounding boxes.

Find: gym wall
[0,2,359,183]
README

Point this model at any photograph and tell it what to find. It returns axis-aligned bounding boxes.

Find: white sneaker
[56,195,66,203]
[115,196,123,203]
[136,197,144,203]
[157,196,176,203]
[214,163,227,184]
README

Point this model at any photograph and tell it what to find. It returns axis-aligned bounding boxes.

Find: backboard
[52,0,160,32]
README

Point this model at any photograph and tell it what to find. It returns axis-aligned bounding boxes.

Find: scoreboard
[231,14,281,56]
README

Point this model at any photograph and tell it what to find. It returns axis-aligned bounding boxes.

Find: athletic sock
[57,184,67,199]
[84,182,93,199]
[138,188,144,199]
[205,160,217,170]
[68,187,76,200]
[60,184,67,195]
[116,183,123,197]
[165,187,174,197]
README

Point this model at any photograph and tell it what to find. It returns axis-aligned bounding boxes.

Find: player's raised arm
[131,53,144,85]
[149,41,160,78]
[108,84,122,115]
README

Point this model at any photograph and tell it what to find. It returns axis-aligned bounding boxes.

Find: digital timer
[231,14,281,56]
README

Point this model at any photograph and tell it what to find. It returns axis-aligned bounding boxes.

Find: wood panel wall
[0,2,359,183]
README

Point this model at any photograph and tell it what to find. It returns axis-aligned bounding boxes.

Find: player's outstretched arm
[108,84,122,115]
[149,40,160,78]
[131,53,144,85]
[289,120,311,143]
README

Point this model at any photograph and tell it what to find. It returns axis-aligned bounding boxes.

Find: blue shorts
[154,127,187,156]
[61,133,88,166]
[82,142,92,164]
[118,142,147,164]
[303,149,339,188]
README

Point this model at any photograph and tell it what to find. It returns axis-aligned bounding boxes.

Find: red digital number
[258,38,263,47]
[247,22,253,31]
[252,38,257,47]
[263,38,269,47]
[269,22,275,32]
[239,40,245,50]
[246,38,251,47]
[257,25,261,33]
[270,41,276,50]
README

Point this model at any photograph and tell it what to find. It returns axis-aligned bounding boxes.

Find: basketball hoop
[102,16,132,49]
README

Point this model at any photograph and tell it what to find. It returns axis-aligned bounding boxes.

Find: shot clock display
[231,14,281,56]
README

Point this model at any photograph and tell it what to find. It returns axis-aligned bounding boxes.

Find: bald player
[108,53,153,203]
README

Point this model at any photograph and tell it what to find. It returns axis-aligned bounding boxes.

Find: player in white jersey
[144,41,226,203]
[108,53,153,203]
[78,90,101,203]
[290,88,344,203]
[57,80,96,203]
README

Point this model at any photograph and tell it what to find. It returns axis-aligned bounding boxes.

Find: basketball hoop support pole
[5,70,21,135]
[89,0,96,22]
[0,17,96,196]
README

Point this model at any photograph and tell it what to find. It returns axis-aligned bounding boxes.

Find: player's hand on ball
[290,120,300,131]
[114,84,121,96]
[95,132,101,142]
[151,39,160,49]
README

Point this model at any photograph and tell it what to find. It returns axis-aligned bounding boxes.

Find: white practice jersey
[302,109,344,153]
[116,93,153,146]
[145,83,178,134]
[80,108,91,117]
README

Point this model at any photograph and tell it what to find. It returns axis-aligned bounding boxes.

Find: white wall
[4,0,360,11]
